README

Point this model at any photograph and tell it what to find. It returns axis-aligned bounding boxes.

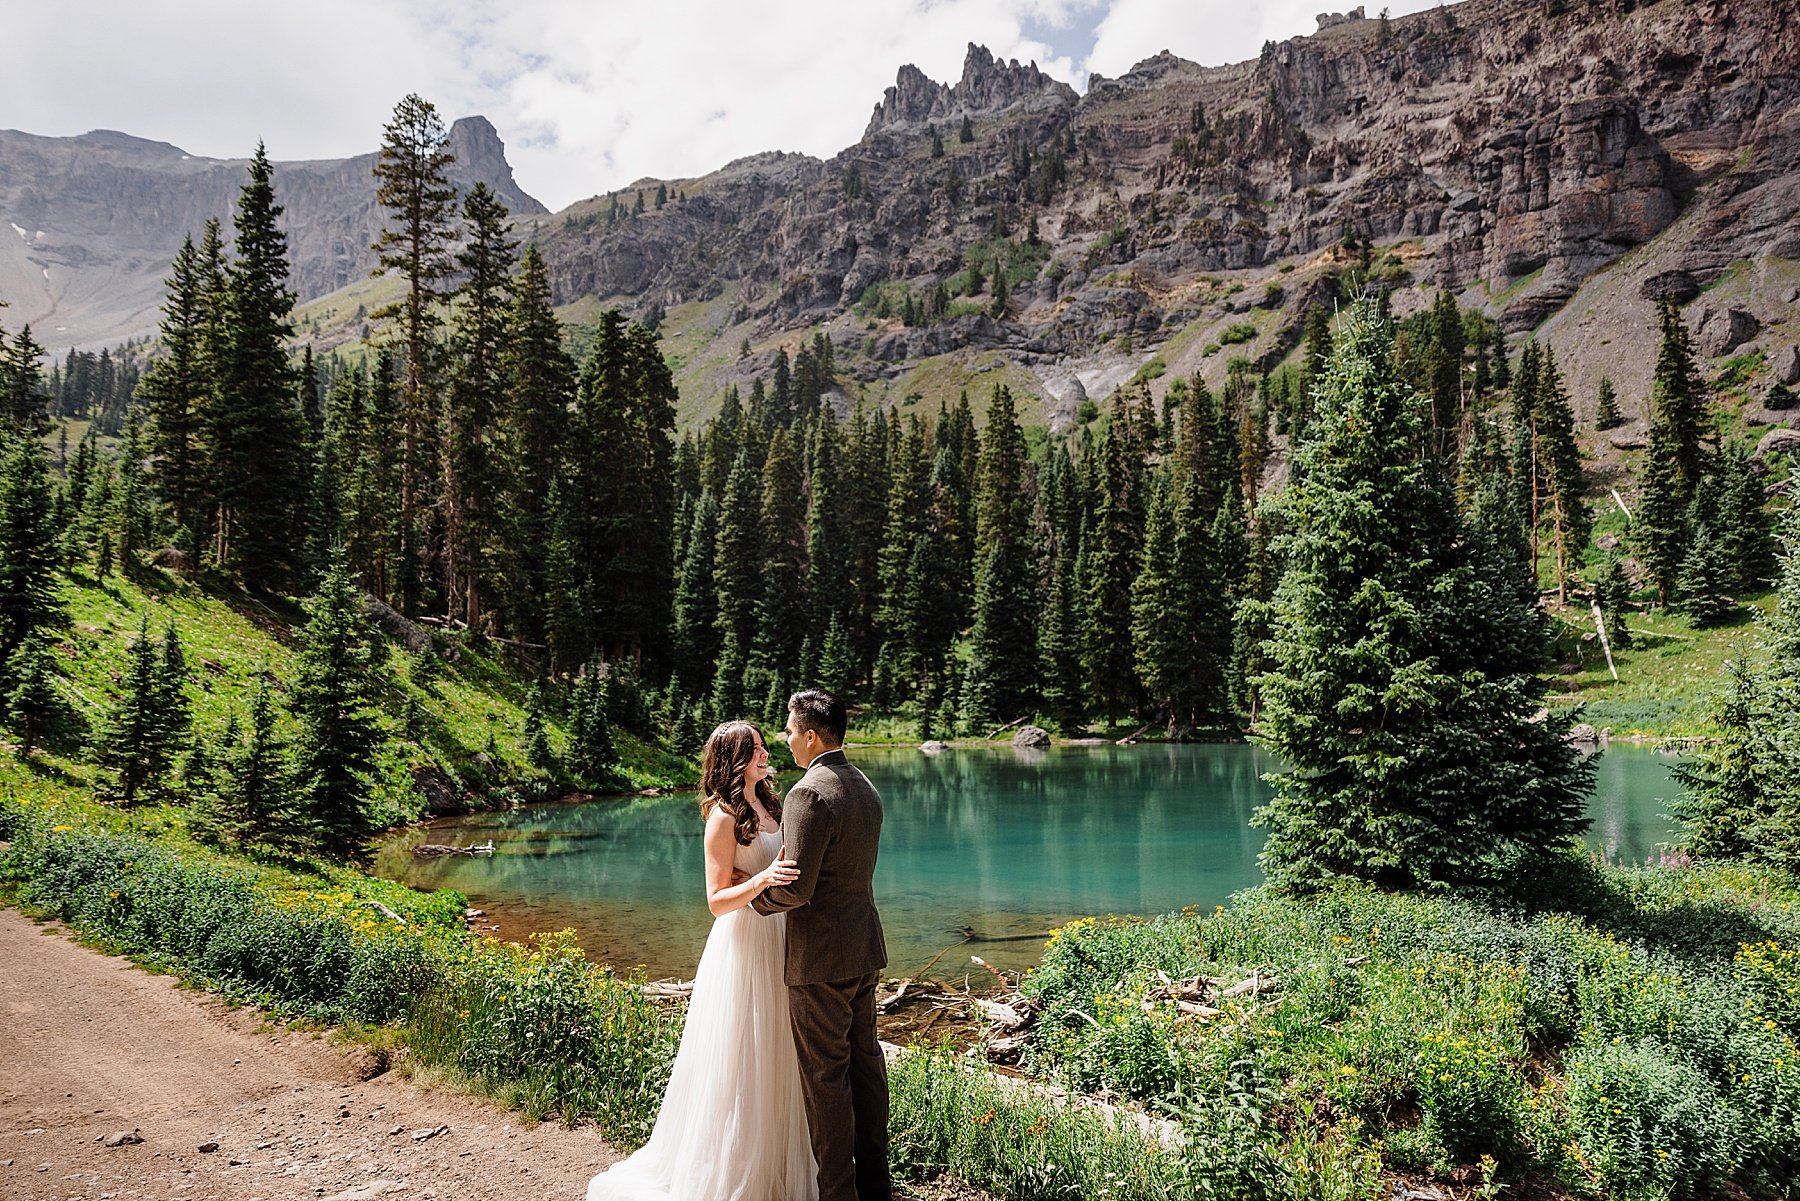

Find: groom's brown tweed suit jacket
[753,747,891,1201]
[752,747,887,983]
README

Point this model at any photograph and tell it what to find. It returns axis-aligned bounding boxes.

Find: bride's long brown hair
[699,720,783,846]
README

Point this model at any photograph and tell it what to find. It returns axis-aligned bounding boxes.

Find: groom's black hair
[788,688,847,745]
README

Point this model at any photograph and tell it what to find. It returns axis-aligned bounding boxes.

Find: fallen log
[411,840,495,858]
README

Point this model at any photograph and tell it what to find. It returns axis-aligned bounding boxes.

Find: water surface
[375,742,1682,980]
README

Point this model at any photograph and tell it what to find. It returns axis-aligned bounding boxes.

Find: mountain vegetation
[1,5,1799,1193]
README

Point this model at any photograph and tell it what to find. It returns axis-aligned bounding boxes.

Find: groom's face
[781,714,819,766]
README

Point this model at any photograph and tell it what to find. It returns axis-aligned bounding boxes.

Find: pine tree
[959,115,975,143]
[1037,530,1087,735]
[1255,300,1592,890]
[212,144,308,586]
[154,622,193,772]
[1652,297,1712,491]
[443,182,517,628]
[494,244,574,643]
[137,233,213,552]
[1675,522,1734,628]
[963,385,1036,726]
[372,94,460,598]
[289,551,387,862]
[1636,414,1688,609]
[1130,474,1195,736]
[670,489,722,694]
[112,412,152,570]
[212,681,299,853]
[522,681,554,775]
[5,634,60,754]
[1673,480,1800,865]
[757,429,807,693]
[817,615,857,698]
[568,661,617,786]
[95,614,179,806]
[1533,346,1591,602]
[1715,442,1776,594]
[1595,552,1634,650]
[0,434,62,667]
[1,324,50,435]
[711,443,763,715]
[1594,376,1624,431]
[1083,392,1151,725]
[557,311,678,668]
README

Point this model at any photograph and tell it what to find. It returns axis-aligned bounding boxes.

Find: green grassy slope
[13,566,695,827]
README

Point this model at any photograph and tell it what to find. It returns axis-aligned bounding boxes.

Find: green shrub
[1218,322,1257,346]
[888,1048,1188,1201]
[12,826,445,1021]
[1412,1030,1524,1160]
[1566,1039,1739,1197]
[406,931,679,1141]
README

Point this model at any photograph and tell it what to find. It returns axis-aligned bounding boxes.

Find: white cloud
[1,0,1459,213]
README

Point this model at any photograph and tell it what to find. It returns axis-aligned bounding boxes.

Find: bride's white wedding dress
[587,827,817,1201]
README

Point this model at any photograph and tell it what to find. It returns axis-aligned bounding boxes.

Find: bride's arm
[704,809,796,917]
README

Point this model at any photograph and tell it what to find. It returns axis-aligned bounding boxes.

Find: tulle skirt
[587,904,817,1201]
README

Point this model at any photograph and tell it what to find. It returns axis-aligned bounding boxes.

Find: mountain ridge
[0,116,545,349]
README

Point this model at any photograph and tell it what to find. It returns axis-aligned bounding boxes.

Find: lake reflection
[374,742,1680,980]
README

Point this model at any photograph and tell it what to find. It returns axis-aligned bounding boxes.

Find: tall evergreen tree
[1,324,50,435]
[95,614,183,806]
[1714,442,1776,594]
[290,551,387,862]
[372,93,460,602]
[212,144,308,585]
[963,385,1036,726]
[669,489,721,694]
[493,244,574,642]
[0,433,62,668]
[5,634,59,754]
[1533,345,1591,602]
[754,426,808,700]
[712,442,764,716]
[1255,300,1592,890]
[137,233,214,552]
[555,311,678,668]
[443,182,517,628]
[1674,480,1800,865]
[1083,392,1150,724]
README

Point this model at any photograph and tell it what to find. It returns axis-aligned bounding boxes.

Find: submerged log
[411,840,495,858]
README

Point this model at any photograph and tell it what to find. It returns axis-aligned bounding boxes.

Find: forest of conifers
[0,94,1788,875]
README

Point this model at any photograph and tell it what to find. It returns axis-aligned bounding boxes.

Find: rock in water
[1012,726,1051,748]
[919,740,948,754]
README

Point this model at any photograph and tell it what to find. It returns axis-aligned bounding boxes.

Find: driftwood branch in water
[411,841,495,858]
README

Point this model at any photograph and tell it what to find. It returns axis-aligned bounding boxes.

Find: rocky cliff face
[864,43,1078,135]
[0,117,544,348]
[522,0,1800,430]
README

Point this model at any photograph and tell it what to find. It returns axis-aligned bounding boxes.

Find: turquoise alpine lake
[374,742,1684,980]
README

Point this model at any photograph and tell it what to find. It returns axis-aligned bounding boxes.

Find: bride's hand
[756,849,799,891]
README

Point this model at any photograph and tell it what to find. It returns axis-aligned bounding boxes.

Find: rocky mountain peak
[863,42,1077,137]
[446,115,548,216]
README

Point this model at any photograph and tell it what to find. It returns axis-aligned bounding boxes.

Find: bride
[587,720,818,1201]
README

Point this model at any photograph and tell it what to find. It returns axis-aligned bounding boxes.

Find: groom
[753,688,891,1201]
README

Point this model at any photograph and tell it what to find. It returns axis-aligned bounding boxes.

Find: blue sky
[2,0,1443,213]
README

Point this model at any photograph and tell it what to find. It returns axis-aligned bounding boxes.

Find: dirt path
[0,909,979,1201]
[0,906,625,1201]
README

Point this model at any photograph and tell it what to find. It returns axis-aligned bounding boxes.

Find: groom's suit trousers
[788,971,892,1201]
